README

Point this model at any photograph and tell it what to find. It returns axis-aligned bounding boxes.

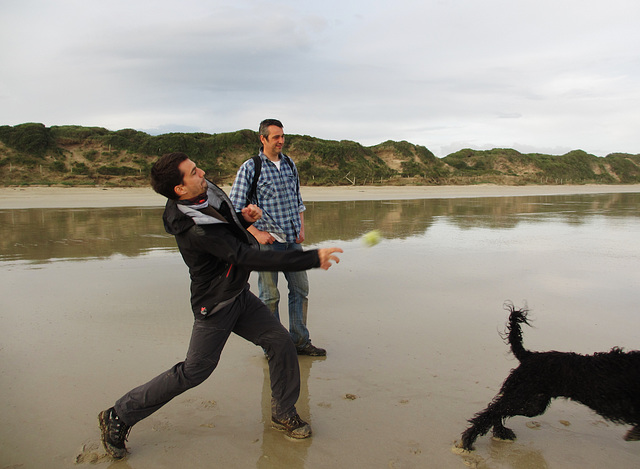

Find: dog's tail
[504,302,532,362]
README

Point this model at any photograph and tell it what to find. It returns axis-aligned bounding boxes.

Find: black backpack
[246,154,299,206]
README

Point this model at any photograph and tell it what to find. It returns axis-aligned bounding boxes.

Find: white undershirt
[267,158,283,241]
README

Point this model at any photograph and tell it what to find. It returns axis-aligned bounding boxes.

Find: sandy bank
[1,184,640,209]
[2,186,640,468]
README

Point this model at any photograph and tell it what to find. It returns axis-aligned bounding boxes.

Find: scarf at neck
[179,191,209,210]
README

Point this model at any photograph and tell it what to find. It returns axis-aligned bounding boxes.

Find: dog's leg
[624,425,640,441]
[492,390,551,439]
[460,412,493,450]
[461,379,524,450]
[486,397,518,442]
[461,383,552,451]
[491,421,517,441]
[460,400,508,450]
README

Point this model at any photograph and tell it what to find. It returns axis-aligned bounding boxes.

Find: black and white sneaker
[98,407,131,459]
[296,342,326,356]
[271,413,312,439]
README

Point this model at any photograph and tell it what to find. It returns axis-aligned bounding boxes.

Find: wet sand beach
[2,183,640,208]
[1,184,640,468]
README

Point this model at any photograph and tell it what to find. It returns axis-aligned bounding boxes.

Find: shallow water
[1,193,639,468]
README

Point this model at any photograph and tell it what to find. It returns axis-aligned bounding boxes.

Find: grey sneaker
[271,413,312,439]
[296,342,326,356]
[98,407,131,459]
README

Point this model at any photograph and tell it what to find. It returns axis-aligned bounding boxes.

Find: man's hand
[317,247,343,270]
[253,230,275,244]
[242,204,262,223]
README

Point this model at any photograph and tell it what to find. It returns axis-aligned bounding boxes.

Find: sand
[2,184,640,468]
[1,183,640,209]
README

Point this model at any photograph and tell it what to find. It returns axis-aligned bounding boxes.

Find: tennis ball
[362,229,382,247]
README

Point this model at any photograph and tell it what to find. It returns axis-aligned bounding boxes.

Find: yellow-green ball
[362,229,382,247]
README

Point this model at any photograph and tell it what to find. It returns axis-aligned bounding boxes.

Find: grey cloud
[1,0,639,157]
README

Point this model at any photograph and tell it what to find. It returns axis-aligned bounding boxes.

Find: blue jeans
[258,242,310,349]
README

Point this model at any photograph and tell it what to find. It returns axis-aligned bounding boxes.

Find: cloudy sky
[1,0,639,157]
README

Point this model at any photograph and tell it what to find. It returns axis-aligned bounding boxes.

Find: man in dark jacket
[98,152,342,459]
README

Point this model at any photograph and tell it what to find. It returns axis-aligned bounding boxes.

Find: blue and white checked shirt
[229,151,305,243]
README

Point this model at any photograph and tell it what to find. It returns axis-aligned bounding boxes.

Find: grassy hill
[1,123,639,187]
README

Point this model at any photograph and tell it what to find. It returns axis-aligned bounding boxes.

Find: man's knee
[260,326,294,349]
[181,357,218,387]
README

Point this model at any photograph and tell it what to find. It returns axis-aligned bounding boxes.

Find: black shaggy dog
[459,304,640,451]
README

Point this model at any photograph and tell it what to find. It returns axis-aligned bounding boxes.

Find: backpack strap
[281,154,301,201]
[247,153,300,205]
[246,155,262,206]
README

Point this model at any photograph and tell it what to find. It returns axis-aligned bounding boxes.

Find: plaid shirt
[229,150,305,243]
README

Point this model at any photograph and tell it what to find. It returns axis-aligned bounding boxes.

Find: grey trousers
[114,286,300,426]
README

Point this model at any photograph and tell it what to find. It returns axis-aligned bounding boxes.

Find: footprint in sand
[75,441,110,464]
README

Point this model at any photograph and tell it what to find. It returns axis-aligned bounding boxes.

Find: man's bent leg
[233,290,311,439]
[113,309,236,426]
[232,289,300,420]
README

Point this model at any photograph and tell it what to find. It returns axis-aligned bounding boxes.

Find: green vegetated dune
[1,123,639,187]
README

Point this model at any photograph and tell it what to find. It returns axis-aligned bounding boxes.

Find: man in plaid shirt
[229,119,326,356]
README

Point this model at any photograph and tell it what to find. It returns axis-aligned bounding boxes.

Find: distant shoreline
[1,184,640,209]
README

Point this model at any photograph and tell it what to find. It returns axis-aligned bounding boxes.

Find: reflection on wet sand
[2,191,640,468]
[0,207,174,263]
[305,192,640,242]
[2,192,639,263]
[456,438,549,469]
[258,358,319,468]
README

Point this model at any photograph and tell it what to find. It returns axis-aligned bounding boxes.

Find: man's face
[260,125,285,157]
[176,158,207,200]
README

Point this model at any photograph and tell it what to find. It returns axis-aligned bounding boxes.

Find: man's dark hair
[259,119,284,140]
[150,152,189,199]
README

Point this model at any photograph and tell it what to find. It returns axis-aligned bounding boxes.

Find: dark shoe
[271,413,312,439]
[98,407,131,459]
[296,342,326,356]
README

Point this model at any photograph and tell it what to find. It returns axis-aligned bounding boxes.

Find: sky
[1,0,639,157]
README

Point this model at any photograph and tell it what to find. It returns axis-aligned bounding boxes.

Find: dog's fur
[459,304,640,451]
